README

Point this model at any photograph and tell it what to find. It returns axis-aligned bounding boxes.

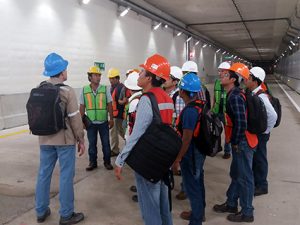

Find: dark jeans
[181,148,206,225]
[253,133,270,191]
[87,122,111,164]
[226,138,255,216]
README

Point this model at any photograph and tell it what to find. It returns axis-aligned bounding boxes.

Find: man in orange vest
[213,63,257,223]
[108,68,126,156]
[115,54,174,225]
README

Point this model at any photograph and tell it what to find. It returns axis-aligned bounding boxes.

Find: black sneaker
[59,212,84,225]
[86,163,97,171]
[37,207,51,223]
[222,153,231,159]
[213,202,238,213]
[227,212,254,222]
[104,162,113,170]
[132,195,138,202]
[130,185,137,192]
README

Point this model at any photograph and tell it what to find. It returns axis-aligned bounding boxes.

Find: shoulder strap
[172,91,179,105]
[143,92,162,124]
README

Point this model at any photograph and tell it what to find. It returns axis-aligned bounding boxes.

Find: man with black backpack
[29,53,85,225]
[213,63,258,223]
[173,72,206,225]
[114,54,175,225]
[244,67,277,196]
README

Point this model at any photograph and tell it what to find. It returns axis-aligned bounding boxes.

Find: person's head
[138,54,170,91]
[218,62,231,77]
[182,61,198,75]
[223,62,250,88]
[124,71,142,94]
[245,67,266,91]
[87,66,101,84]
[108,68,120,85]
[178,72,201,101]
[163,66,183,89]
[43,52,68,81]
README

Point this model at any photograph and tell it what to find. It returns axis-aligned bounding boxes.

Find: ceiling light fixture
[176,31,182,37]
[289,46,292,50]
[290,40,296,46]
[82,0,90,4]
[216,49,221,53]
[202,43,207,48]
[195,41,200,46]
[120,7,130,17]
[153,22,161,30]
[186,37,192,42]
[164,24,168,28]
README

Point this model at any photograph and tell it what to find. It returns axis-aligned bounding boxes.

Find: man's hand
[77,142,85,156]
[172,160,180,173]
[109,119,114,129]
[115,166,122,180]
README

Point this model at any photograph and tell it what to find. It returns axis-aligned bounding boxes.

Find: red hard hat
[139,54,170,81]
[229,63,250,80]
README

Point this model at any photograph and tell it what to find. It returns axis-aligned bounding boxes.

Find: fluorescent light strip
[154,22,161,30]
[120,7,130,17]
[176,32,182,36]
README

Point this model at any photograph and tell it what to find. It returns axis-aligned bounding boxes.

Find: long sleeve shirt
[253,86,277,134]
[226,87,247,145]
[115,95,153,167]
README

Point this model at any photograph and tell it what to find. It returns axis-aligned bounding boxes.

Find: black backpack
[269,95,281,128]
[180,101,223,157]
[126,92,182,183]
[26,81,66,135]
[241,91,268,134]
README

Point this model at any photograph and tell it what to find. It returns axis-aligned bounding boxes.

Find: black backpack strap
[143,92,162,124]
[172,91,179,106]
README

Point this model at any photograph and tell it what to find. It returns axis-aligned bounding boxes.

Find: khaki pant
[110,118,125,154]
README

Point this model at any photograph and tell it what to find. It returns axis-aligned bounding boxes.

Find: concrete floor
[0,77,300,225]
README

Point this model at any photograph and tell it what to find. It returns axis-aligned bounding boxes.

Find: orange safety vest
[225,113,258,149]
[111,83,125,119]
[148,87,173,125]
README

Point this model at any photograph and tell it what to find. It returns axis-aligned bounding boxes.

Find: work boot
[227,212,254,222]
[85,163,97,171]
[104,162,113,170]
[213,202,238,213]
[254,188,268,196]
[59,212,84,225]
[37,207,51,223]
[176,190,187,200]
[180,210,206,222]
[132,195,138,202]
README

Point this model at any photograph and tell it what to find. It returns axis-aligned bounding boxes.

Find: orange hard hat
[139,54,170,81]
[229,62,250,80]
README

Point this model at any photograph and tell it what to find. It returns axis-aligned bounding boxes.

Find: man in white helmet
[243,66,277,196]
[212,62,232,159]
[163,66,184,125]
[182,61,211,109]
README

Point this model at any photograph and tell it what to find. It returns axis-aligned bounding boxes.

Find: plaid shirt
[226,87,247,145]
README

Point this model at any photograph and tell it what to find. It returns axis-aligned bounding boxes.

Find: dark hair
[145,71,165,87]
[229,70,240,87]
[250,74,262,86]
[181,89,197,99]
[51,72,62,78]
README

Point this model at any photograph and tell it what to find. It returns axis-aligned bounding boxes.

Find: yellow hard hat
[108,68,120,78]
[87,66,101,75]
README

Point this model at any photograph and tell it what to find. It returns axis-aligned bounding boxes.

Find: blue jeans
[217,113,232,154]
[253,133,270,191]
[135,172,173,225]
[87,122,111,164]
[226,138,255,216]
[181,148,206,225]
[35,145,75,218]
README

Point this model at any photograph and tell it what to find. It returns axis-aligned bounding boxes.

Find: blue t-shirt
[181,106,199,155]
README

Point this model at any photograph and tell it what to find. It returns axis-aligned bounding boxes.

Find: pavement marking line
[275,80,300,113]
[0,129,29,138]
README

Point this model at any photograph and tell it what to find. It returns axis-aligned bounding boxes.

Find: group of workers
[34,52,277,225]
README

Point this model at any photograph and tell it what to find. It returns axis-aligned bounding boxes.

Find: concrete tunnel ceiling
[127,0,300,63]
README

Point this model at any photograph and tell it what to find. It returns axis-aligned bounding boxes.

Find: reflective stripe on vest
[148,87,173,125]
[224,113,258,148]
[83,85,107,121]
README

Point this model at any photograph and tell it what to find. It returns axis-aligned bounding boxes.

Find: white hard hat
[124,71,142,90]
[182,61,198,73]
[170,66,183,80]
[250,67,266,82]
[218,62,231,70]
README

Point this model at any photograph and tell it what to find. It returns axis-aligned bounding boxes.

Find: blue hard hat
[43,53,68,77]
[179,72,202,92]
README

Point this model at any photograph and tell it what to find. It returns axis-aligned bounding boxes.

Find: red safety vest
[147,87,173,125]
